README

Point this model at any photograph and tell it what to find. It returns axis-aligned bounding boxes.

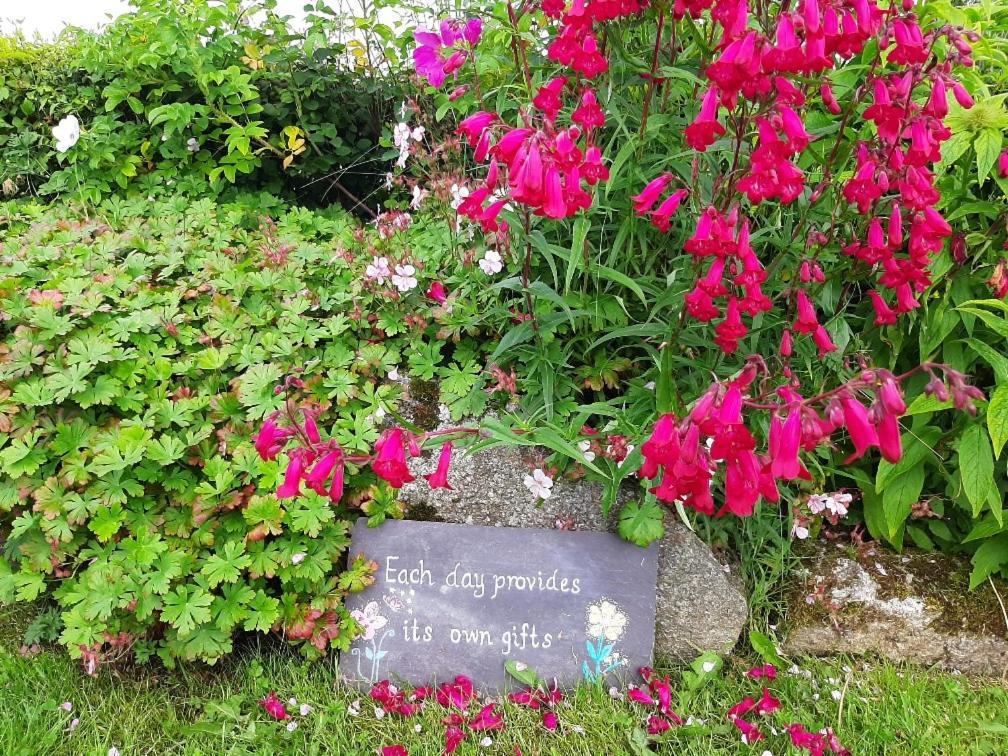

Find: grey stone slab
[396,428,747,661]
[339,518,658,691]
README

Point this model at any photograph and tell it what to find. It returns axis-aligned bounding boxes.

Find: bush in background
[0,0,407,207]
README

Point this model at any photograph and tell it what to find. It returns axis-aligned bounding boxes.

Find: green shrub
[0,194,478,665]
[841,0,1008,585]
[1,0,406,206]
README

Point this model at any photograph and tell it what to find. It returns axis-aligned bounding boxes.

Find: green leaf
[969,533,1008,589]
[201,541,251,588]
[958,424,995,516]
[882,465,925,542]
[975,129,1003,181]
[88,504,126,542]
[504,659,543,689]
[749,630,786,668]
[617,500,664,546]
[242,590,280,633]
[904,393,953,416]
[987,385,1008,458]
[161,585,214,637]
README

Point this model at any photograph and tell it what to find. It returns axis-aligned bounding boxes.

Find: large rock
[783,543,1008,677]
[396,411,748,662]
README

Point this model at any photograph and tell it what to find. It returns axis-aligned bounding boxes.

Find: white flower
[450,183,470,210]
[288,697,298,706]
[586,599,627,641]
[411,185,428,210]
[347,699,361,717]
[286,721,298,732]
[291,552,306,565]
[67,718,80,733]
[392,264,418,292]
[577,440,596,463]
[478,249,503,275]
[374,706,386,719]
[366,256,391,283]
[392,122,412,149]
[523,468,554,500]
[411,126,425,141]
[414,724,423,733]
[350,600,388,641]
[479,737,493,747]
[58,702,73,712]
[701,660,716,673]
[831,689,842,701]
[299,703,312,716]
[793,524,809,540]
[52,115,81,153]
[384,172,395,189]
[108,749,120,756]
[388,368,399,381]
[373,406,387,421]
[187,137,200,153]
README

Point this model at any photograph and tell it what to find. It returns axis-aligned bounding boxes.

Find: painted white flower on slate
[586,599,627,642]
[350,600,388,641]
[52,115,80,153]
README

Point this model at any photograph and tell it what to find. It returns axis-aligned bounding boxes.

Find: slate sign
[339,518,658,691]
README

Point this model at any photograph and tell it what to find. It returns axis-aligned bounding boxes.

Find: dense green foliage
[1,0,405,205]
[844,0,1008,584]
[0,195,476,664]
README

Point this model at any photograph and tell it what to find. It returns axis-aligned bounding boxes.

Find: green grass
[2,604,1007,755]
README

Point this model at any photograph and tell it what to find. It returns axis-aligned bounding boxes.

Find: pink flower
[542,711,558,731]
[436,675,475,710]
[260,691,290,720]
[684,88,726,152]
[839,395,878,461]
[303,411,321,444]
[468,703,504,731]
[769,409,801,480]
[647,715,671,734]
[755,687,780,715]
[255,413,293,460]
[651,189,689,232]
[627,686,656,706]
[443,724,465,754]
[276,451,307,499]
[632,173,673,215]
[304,449,341,495]
[746,663,777,680]
[381,747,408,756]
[1000,149,1008,178]
[372,428,415,489]
[733,717,764,744]
[427,281,448,304]
[425,442,454,489]
[413,19,482,89]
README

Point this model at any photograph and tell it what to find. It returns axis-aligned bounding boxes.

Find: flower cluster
[639,360,980,517]
[368,675,505,754]
[441,1,653,228]
[627,667,685,734]
[253,387,474,507]
[413,19,482,89]
[629,3,975,356]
